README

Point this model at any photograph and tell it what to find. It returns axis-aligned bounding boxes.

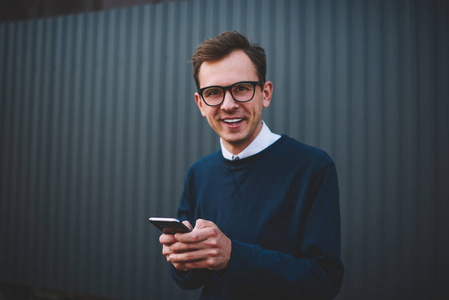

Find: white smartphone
[149,217,191,234]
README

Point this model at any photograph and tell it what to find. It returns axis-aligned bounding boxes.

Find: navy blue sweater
[173,135,344,299]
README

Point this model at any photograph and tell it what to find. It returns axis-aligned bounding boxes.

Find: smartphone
[149,217,191,234]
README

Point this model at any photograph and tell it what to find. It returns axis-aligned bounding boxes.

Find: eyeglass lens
[202,82,256,106]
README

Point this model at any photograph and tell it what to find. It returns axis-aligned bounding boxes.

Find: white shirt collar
[220,121,281,160]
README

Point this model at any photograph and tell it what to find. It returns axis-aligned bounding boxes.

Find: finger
[182,220,193,231]
[174,227,215,243]
[171,262,191,272]
[183,259,215,270]
[169,240,208,253]
[174,219,220,243]
[162,244,173,257]
[172,257,226,270]
[194,219,215,230]
[159,233,177,245]
[169,247,223,263]
[168,241,230,270]
[171,233,225,253]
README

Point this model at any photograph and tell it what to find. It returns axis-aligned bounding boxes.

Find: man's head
[192,31,267,89]
[192,31,273,155]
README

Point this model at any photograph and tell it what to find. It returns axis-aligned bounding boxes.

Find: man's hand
[159,219,232,271]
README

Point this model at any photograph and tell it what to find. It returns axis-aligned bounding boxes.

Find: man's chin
[221,135,249,150]
[221,133,245,144]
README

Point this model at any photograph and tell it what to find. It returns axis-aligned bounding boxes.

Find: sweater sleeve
[221,163,344,299]
[170,266,212,290]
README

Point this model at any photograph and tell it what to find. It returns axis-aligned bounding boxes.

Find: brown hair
[192,31,266,89]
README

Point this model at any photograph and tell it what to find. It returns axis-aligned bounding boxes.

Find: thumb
[194,219,213,230]
[182,220,193,231]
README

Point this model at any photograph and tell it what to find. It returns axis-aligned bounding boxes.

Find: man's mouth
[223,118,243,124]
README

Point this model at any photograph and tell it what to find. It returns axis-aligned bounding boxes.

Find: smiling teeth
[224,119,242,123]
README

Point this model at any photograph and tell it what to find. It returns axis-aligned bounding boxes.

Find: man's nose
[220,90,238,110]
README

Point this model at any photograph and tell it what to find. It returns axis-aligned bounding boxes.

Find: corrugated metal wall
[1,0,448,299]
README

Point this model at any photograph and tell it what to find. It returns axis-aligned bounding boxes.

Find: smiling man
[158,31,344,299]
[194,49,272,155]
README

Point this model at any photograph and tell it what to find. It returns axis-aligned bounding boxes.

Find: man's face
[195,50,273,155]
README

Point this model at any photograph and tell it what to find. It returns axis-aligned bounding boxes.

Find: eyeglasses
[197,81,265,107]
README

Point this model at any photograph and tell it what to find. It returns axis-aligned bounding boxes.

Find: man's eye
[233,84,251,93]
[205,88,221,97]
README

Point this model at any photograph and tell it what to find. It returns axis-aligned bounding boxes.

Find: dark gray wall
[1,0,448,299]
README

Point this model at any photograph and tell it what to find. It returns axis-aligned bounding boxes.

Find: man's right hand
[159,220,194,272]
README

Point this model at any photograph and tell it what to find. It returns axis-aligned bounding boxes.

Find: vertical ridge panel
[435,2,449,298]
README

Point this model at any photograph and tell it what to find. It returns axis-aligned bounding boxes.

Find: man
[159,31,344,299]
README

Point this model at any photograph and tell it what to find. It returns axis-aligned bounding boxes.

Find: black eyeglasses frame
[197,80,265,107]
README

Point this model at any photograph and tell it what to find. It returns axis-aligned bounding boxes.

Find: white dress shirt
[220,121,281,160]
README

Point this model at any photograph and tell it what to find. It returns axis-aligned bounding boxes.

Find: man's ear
[262,81,273,108]
[195,92,207,117]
